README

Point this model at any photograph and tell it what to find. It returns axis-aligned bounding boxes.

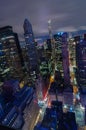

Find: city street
[21,89,86,130]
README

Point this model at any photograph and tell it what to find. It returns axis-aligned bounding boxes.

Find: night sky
[0,0,86,40]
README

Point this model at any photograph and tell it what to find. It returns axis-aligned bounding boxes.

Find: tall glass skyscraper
[54,33,70,87]
[23,19,38,75]
[0,26,24,85]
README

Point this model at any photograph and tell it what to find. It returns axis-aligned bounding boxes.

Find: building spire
[23,18,33,34]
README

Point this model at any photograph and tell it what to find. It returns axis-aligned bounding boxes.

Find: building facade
[61,33,70,87]
[0,26,24,86]
[75,35,86,93]
[54,33,70,87]
[23,19,38,76]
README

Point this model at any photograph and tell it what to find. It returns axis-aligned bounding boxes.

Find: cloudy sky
[0,0,86,40]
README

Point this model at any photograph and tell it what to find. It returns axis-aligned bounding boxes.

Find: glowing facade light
[1,35,14,40]
[57,32,64,35]
[50,75,54,83]
[48,19,51,24]
[80,104,85,110]
[61,32,64,35]
[63,104,68,109]
[39,109,42,114]
[70,107,73,111]
[73,85,79,93]
[58,32,60,35]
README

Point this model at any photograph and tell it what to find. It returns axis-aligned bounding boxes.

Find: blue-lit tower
[23,19,38,75]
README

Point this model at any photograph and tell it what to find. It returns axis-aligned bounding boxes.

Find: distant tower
[48,20,56,75]
[23,19,34,40]
[48,20,52,39]
[23,19,38,75]
[68,32,72,39]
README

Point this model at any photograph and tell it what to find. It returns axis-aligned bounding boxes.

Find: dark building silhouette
[0,125,16,130]
[75,35,86,93]
[23,19,38,75]
[46,39,52,51]
[61,33,70,87]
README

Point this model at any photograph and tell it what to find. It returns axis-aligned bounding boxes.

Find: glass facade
[0,26,24,88]
[24,19,38,75]
[54,33,70,87]
[76,38,86,93]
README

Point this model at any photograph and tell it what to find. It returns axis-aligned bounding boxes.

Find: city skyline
[0,17,86,129]
[0,0,86,40]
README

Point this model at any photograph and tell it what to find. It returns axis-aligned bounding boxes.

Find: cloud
[57,26,78,32]
[0,0,86,40]
[78,26,86,30]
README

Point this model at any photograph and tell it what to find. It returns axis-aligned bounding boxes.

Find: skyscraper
[68,37,77,86]
[23,19,38,75]
[54,33,70,87]
[61,33,70,87]
[0,26,24,85]
[75,35,86,93]
[54,34,63,76]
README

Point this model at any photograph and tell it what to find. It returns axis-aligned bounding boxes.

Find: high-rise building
[46,39,52,51]
[54,33,70,87]
[54,34,63,76]
[0,26,24,86]
[61,33,70,87]
[23,19,38,76]
[19,41,29,71]
[68,37,77,86]
[75,35,86,93]
[45,39,52,61]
